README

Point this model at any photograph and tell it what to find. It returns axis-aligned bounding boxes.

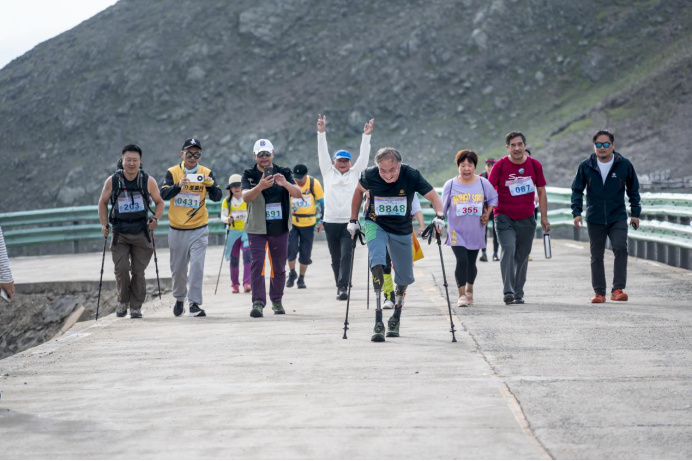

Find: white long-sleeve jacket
[318,131,371,223]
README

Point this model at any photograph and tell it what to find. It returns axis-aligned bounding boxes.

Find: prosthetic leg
[387,284,407,337]
[371,264,386,342]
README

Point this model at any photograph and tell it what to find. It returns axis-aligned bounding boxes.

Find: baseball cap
[226,174,242,189]
[485,157,496,164]
[253,139,274,155]
[182,138,202,150]
[333,150,352,161]
[293,164,308,180]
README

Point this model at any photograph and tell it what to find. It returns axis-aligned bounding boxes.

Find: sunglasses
[256,151,272,158]
[184,151,202,159]
[594,142,611,149]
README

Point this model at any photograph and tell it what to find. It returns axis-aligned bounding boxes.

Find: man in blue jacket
[571,130,641,303]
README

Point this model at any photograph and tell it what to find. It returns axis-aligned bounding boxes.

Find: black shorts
[288,225,315,265]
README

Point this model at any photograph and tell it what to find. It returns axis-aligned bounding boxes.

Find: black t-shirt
[241,163,296,235]
[359,164,433,235]
[113,174,149,235]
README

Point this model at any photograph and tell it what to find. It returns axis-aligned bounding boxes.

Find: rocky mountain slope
[1,0,691,211]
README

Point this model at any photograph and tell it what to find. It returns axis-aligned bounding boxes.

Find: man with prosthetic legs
[349,147,444,342]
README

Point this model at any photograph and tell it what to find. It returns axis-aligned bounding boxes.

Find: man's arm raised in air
[352,118,374,175]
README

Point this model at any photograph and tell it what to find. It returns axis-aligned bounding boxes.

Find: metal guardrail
[2,187,691,269]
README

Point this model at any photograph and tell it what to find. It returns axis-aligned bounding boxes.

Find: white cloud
[0,0,118,70]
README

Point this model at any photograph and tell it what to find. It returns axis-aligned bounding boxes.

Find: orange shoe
[591,294,606,303]
[610,289,628,301]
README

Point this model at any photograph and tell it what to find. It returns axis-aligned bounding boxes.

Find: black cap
[293,164,308,180]
[182,138,202,150]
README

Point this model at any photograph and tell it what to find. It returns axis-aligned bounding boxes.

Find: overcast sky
[0,0,117,70]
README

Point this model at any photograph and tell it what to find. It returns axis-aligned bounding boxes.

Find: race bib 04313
[374,196,407,216]
[174,192,201,209]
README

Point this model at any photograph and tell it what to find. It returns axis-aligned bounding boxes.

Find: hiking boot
[116,303,128,318]
[286,270,298,288]
[386,316,400,337]
[272,301,286,315]
[297,276,306,289]
[383,299,394,309]
[610,289,628,301]
[512,297,524,304]
[188,303,206,317]
[250,301,264,318]
[480,252,488,262]
[243,282,252,293]
[591,293,606,303]
[503,293,514,305]
[371,321,386,342]
[232,284,240,294]
[337,289,348,301]
[492,253,499,262]
[173,300,185,317]
[130,308,142,319]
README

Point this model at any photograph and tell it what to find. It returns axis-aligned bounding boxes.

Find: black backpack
[108,160,154,226]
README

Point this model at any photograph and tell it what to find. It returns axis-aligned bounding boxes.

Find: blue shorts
[364,221,414,286]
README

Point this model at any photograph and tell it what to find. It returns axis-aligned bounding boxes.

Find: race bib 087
[174,193,200,208]
[374,196,407,216]
[507,177,536,197]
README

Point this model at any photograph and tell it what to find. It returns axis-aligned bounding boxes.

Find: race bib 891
[266,202,283,220]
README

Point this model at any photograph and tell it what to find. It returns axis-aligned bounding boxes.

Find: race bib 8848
[374,196,407,216]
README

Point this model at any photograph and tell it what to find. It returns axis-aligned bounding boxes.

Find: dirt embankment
[0,281,169,360]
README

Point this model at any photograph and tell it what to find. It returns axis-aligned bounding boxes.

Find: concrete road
[1,239,691,459]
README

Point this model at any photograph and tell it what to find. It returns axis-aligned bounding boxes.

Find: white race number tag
[174,193,200,208]
[266,202,283,220]
[507,177,536,196]
[374,196,407,216]
[231,210,247,222]
[117,192,145,213]
[455,202,482,217]
[292,195,313,210]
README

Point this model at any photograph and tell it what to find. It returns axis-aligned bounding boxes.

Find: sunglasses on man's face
[594,142,611,149]
[185,151,202,159]
[256,151,272,158]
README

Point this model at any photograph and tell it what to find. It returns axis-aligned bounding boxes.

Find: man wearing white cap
[241,139,303,318]
[317,114,374,300]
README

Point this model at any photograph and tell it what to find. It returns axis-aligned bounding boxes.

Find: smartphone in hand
[264,166,274,177]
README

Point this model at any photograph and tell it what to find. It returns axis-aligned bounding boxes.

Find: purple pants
[248,232,289,306]
[230,238,251,286]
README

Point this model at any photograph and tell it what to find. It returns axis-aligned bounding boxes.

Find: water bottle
[543,233,552,259]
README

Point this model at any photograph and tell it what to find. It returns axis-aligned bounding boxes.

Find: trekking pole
[343,230,364,339]
[96,226,109,321]
[150,227,162,300]
[215,226,231,295]
[366,250,370,310]
[422,223,457,342]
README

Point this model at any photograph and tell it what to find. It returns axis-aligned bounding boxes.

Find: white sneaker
[458,295,471,307]
[383,299,394,309]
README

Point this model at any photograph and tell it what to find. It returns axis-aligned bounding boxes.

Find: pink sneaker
[243,282,251,293]
[232,284,240,294]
